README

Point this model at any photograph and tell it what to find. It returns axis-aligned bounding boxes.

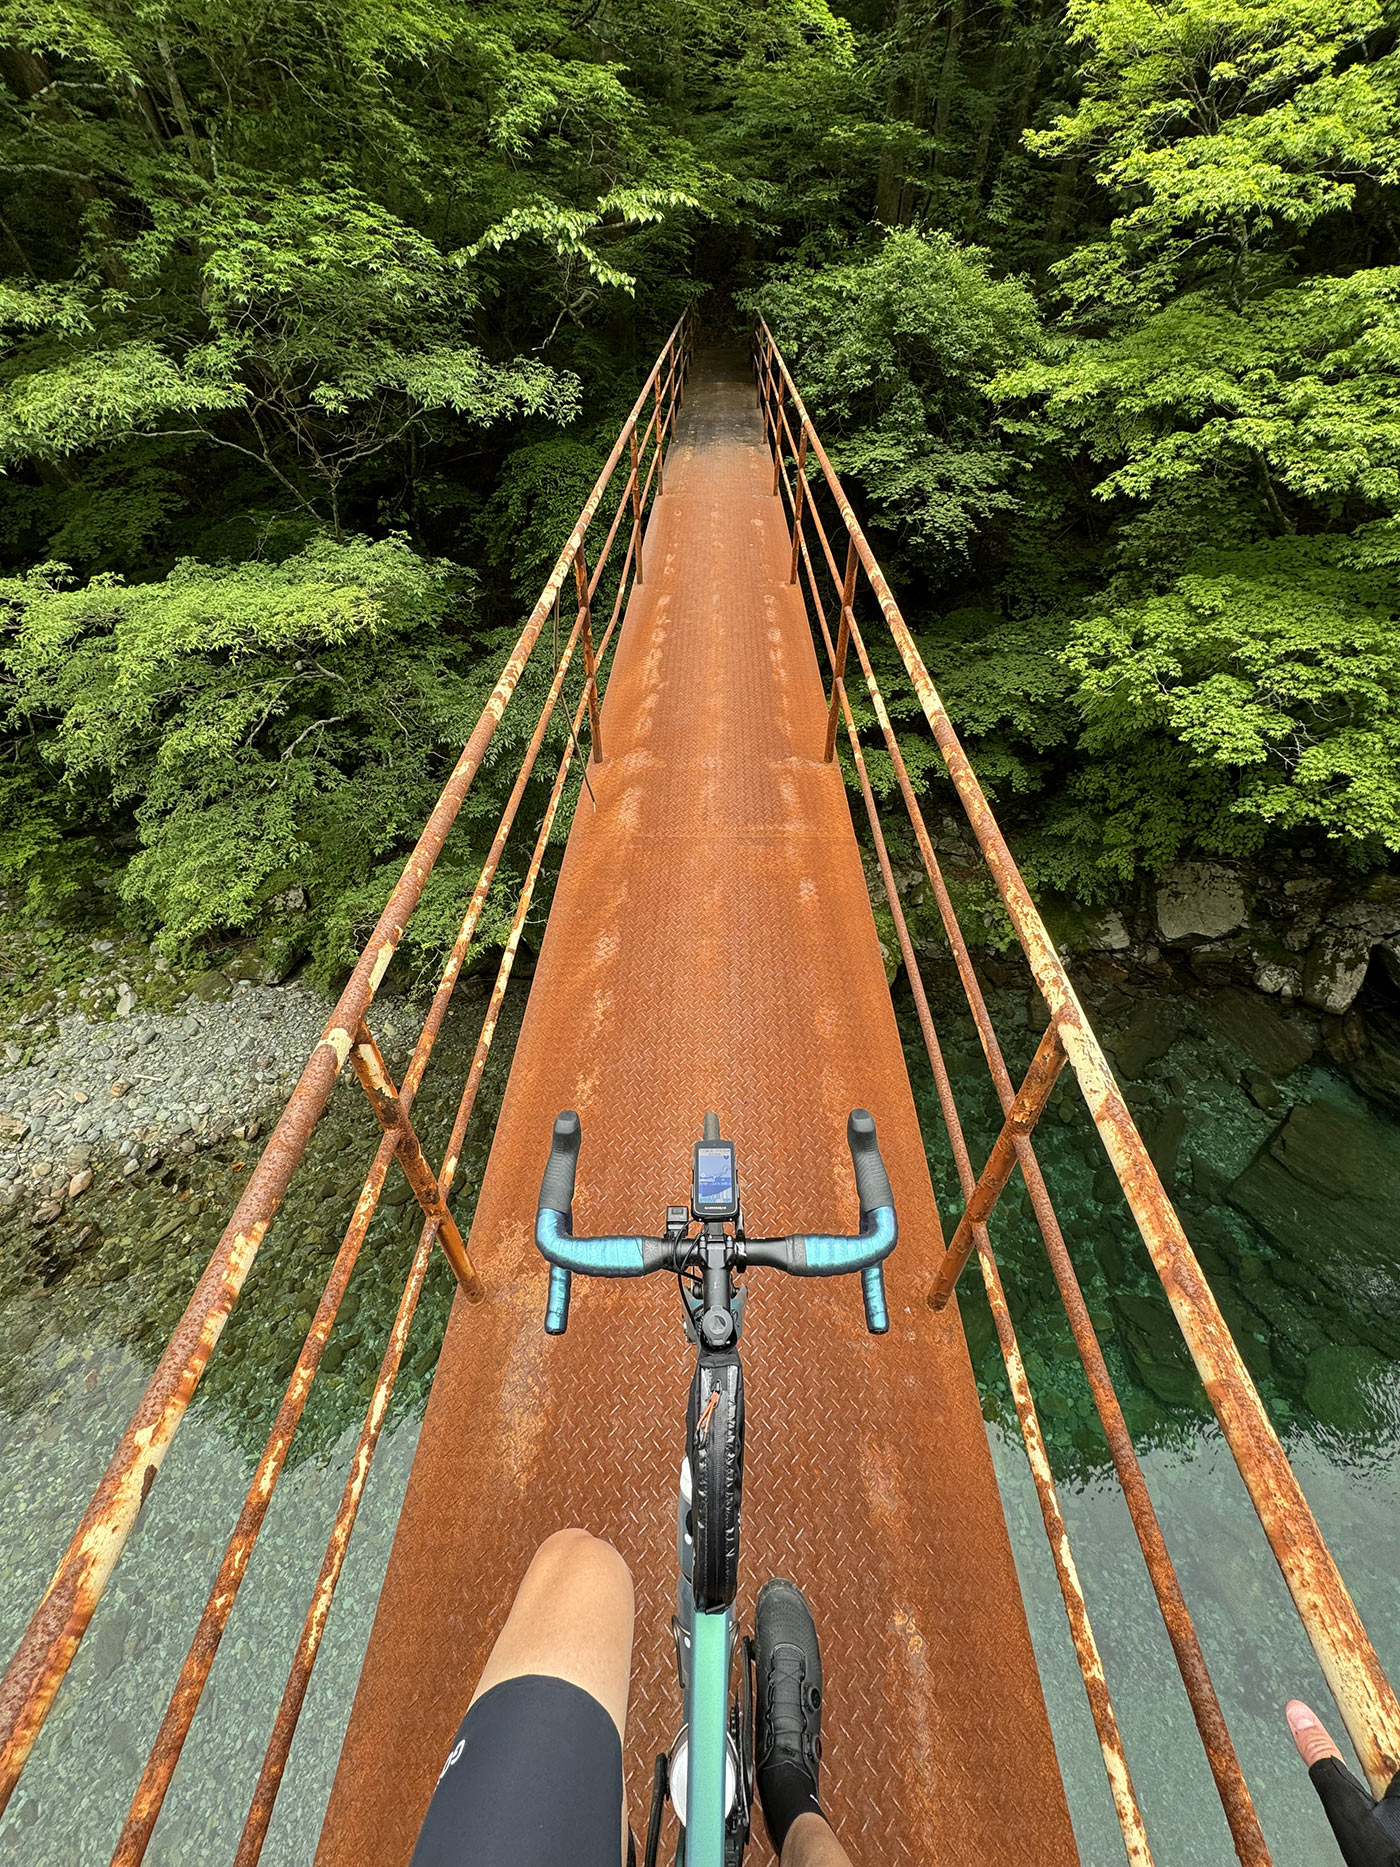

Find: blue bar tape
[860,1264,889,1334]
[797,1205,896,1271]
[536,1209,649,1274]
[545,1264,571,1334]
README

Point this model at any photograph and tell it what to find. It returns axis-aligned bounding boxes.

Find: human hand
[1288,1701,1400,1866]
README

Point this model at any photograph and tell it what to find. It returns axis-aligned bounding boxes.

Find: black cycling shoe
[754,1578,825,1855]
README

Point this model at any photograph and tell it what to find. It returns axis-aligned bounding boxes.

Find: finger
[1288,1700,1345,1770]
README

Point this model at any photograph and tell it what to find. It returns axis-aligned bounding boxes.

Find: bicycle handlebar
[534,1108,897,1335]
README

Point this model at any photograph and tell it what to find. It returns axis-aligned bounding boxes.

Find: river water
[1,961,1397,1865]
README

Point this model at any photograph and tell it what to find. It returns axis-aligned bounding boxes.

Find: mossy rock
[1303,1343,1390,1434]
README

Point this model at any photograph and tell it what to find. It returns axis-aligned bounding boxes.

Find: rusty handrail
[0,311,693,1821]
[784,402,1262,1862]
[755,314,1400,1802]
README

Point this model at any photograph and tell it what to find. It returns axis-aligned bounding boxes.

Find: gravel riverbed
[0,981,330,1215]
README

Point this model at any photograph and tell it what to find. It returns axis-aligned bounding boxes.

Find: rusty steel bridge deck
[316,349,1079,1864]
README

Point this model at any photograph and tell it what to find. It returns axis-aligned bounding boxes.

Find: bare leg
[470,1526,634,1739]
[410,1528,634,1867]
[781,1811,854,1866]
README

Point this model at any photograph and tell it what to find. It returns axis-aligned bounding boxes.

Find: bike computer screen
[692,1141,738,1220]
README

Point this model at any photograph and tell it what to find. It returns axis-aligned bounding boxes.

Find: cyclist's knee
[530,1528,633,1611]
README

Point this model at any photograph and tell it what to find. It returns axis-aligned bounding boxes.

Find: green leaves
[997,269,1400,515]
[755,230,1042,565]
[1037,0,1399,310]
[1,538,493,948]
[1066,535,1400,856]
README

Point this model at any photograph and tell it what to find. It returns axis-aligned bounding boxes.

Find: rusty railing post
[823,534,859,762]
[771,376,785,495]
[755,315,1400,1795]
[788,429,808,584]
[349,1022,482,1300]
[653,374,666,494]
[628,428,644,586]
[575,550,604,762]
[928,1023,1067,1310]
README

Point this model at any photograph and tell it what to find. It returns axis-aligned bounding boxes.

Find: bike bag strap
[688,1347,744,1612]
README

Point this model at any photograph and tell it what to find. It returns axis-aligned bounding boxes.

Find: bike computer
[692,1138,739,1221]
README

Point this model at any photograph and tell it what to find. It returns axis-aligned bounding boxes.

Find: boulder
[1113,1289,1204,1410]
[186,968,232,1003]
[1302,930,1372,1015]
[1230,1099,1400,1355]
[1254,961,1301,998]
[1324,1006,1400,1117]
[1156,863,1246,943]
[1107,998,1184,1078]
[1206,986,1314,1078]
[1085,909,1129,952]
[1139,1104,1186,1186]
[1327,878,1400,940]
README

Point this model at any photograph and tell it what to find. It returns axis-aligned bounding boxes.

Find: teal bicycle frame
[680,1603,734,1866]
[534,1106,898,1865]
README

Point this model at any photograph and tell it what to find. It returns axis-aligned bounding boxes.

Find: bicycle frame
[677,1595,734,1866]
[535,1107,897,1864]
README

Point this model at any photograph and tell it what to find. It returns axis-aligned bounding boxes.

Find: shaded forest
[2,0,1398,976]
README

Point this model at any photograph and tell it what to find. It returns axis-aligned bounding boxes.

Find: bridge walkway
[316,348,1079,1865]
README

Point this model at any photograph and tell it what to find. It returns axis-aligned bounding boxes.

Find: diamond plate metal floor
[316,347,1079,1865]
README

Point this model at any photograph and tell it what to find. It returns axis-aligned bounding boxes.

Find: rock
[1254,960,1301,998]
[1085,909,1129,952]
[1230,1099,1400,1354]
[1156,863,1246,943]
[68,1169,93,1197]
[1108,999,1183,1077]
[1302,929,1372,1015]
[0,1111,30,1141]
[186,969,232,1003]
[1207,987,1314,1077]
[1243,1070,1282,1112]
[110,1080,130,1098]
[31,1200,62,1225]
[1140,1104,1187,1186]
[224,950,276,986]
[1331,1008,1400,1117]
[1327,878,1400,940]
[115,988,136,1018]
[1189,941,1248,984]
[1113,1290,1204,1410]
[1304,1344,1391,1434]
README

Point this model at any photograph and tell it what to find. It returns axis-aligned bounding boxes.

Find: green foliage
[1064,536,1400,866]
[2,538,501,951]
[3,0,1400,975]
[1036,0,1400,313]
[755,231,1042,565]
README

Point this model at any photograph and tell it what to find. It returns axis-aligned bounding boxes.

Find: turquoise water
[3,955,1399,1865]
[0,982,521,1867]
[901,965,1400,1865]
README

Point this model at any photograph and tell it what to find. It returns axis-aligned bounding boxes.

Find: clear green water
[2,963,1398,1865]
[901,966,1400,1866]
[0,983,522,1867]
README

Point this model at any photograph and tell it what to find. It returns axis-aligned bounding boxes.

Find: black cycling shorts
[409,1674,624,1867]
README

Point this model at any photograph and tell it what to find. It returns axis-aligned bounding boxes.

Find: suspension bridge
[2,318,1398,1867]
